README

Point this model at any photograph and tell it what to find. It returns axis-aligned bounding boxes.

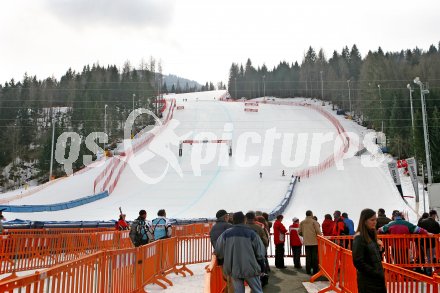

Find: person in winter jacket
[322,214,335,236]
[273,214,288,269]
[332,210,347,236]
[216,211,265,293]
[342,212,355,235]
[352,208,386,293]
[115,214,129,231]
[152,209,172,240]
[246,212,269,247]
[379,210,428,265]
[289,217,302,268]
[210,209,232,249]
[209,209,233,293]
[129,210,153,247]
[299,210,322,275]
[418,210,440,275]
[376,208,391,229]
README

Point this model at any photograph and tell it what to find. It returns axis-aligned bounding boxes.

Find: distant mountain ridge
[160,74,201,91]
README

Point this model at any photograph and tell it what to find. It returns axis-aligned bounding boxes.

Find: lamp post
[407,84,416,156]
[263,75,266,98]
[414,77,433,185]
[49,115,55,181]
[377,84,384,133]
[347,79,352,114]
[104,104,108,155]
[320,71,324,101]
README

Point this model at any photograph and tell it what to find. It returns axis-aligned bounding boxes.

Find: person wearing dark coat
[210,209,232,250]
[352,208,386,293]
[209,209,233,293]
[376,208,391,229]
[418,210,440,275]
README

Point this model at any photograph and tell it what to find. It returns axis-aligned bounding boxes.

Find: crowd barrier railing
[313,235,440,293]
[0,231,132,276]
[326,234,440,271]
[0,235,212,292]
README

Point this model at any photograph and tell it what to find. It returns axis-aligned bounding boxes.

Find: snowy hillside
[2,90,422,226]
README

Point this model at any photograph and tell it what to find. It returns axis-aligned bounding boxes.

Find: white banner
[406,157,419,201]
[388,162,401,185]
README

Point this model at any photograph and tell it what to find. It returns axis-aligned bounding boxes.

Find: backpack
[135,220,150,244]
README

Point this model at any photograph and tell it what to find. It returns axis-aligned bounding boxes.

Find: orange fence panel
[313,235,440,293]
[204,255,226,293]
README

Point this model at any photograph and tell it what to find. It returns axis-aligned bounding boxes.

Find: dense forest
[228,43,440,182]
[0,59,217,189]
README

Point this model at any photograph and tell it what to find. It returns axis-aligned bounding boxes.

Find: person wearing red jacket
[289,217,303,268]
[332,210,347,236]
[115,214,129,231]
[273,214,288,269]
[322,214,335,236]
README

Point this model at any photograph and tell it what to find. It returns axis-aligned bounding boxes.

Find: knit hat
[216,209,228,219]
[292,217,299,222]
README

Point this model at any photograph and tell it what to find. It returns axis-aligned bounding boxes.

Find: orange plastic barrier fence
[0,235,212,292]
[313,235,440,293]
[326,234,440,270]
[204,255,226,293]
[0,231,132,275]
[172,223,214,237]
[2,227,114,235]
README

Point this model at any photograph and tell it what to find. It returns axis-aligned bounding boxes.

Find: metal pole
[49,116,55,181]
[415,77,433,185]
[422,164,426,213]
[347,80,352,114]
[407,84,416,156]
[104,104,107,155]
[263,75,266,98]
[320,71,324,100]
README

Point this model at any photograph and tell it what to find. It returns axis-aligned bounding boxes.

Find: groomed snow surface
[3,90,422,224]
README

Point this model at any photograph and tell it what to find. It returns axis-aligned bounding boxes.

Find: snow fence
[0,191,108,213]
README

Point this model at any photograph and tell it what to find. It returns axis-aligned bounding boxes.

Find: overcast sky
[1,0,439,85]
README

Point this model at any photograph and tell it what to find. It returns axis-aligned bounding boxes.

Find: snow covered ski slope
[3,90,420,225]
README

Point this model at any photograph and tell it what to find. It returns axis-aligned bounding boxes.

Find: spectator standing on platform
[333,210,349,236]
[129,210,153,247]
[418,212,429,226]
[246,211,269,287]
[342,212,355,235]
[216,211,265,293]
[322,214,335,236]
[418,210,440,275]
[273,214,288,269]
[289,217,303,268]
[378,211,428,235]
[299,210,322,275]
[376,208,392,229]
[115,213,129,230]
[246,212,269,247]
[262,212,273,231]
[152,209,172,240]
[209,209,233,293]
[352,208,386,293]
[210,210,232,249]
